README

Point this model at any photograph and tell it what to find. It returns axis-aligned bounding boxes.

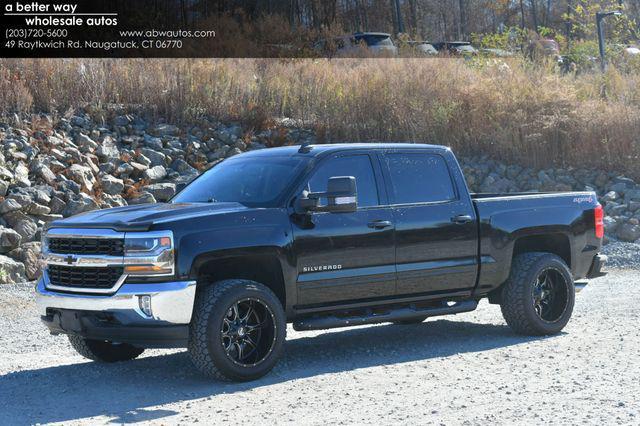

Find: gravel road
[1,268,639,425]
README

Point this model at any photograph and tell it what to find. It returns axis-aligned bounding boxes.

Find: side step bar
[292,300,478,331]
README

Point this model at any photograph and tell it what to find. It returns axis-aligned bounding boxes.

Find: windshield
[171,155,309,207]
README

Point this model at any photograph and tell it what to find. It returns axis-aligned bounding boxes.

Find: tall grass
[1,58,639,176]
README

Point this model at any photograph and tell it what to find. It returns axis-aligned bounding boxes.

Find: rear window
[384,153,456,204]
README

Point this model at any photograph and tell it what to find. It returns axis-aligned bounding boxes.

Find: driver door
[291,152,396,307]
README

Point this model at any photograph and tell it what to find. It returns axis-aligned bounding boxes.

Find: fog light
[139,295,152,317]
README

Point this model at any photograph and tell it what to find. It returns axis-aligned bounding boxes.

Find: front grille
[47,265,124,289]
[48,238,124,256]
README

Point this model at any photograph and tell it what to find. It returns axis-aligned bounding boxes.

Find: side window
[385,153,456,204]
[308,155,379,207]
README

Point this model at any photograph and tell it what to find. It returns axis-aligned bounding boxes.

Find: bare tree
[459,0,467,39]
[530,0,539,33]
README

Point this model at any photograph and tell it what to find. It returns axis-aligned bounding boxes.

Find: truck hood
[47,202,249,232]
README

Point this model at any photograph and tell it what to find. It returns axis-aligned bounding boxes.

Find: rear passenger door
[380,150,478,296]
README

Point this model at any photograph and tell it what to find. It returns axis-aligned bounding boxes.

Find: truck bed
[470,190,601,288]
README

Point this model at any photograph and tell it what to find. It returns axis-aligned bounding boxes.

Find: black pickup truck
[36,143,606,381]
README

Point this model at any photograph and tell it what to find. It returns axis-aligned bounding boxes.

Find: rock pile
[0,112,315,283]
[459,157,640,243]
[0,111,637,283]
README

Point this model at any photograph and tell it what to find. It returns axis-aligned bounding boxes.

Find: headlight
[123,231,175,276]
[125,236,172,253]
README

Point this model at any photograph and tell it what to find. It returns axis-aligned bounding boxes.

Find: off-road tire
[188,279,286,382]
[68,335,144,362]
[500,252,575,336]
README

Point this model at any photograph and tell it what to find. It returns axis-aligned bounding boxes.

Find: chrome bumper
[35,277,197,325]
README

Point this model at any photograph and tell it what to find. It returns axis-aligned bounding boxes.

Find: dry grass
[1,58,639,176]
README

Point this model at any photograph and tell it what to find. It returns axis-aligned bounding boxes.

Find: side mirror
[325,176,357,212]
[295,176,358,214]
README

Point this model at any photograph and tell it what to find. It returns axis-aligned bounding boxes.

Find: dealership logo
[302,264,343,273]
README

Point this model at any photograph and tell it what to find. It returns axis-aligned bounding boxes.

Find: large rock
[171,158,197,175]
[480,174,517,193]
[67,164,96,191]
[14,162,30,187]
[75,133,98,151]
[0,199,22,214]
[34,163,57,185]
[8,242,42,280]
[145,183,176,201]
[0,226,22,253]
[154,123,180,136]
[140,148,166,167]
[143,165,167,183]
[0,255,26,284]
[0,180,8,197]
[129,162,148,176]
[0,166,13,181]
[101,194,128,208]
[24,202,51,215]
[96,136,120,161]
[616,223,640,242]
[115,162,134,177]
[62,193,100,217]
[603,216,620,235]
[128,191,156,205]
[49,196,67,215]
[99,174,124,195]
[2,211,37,241]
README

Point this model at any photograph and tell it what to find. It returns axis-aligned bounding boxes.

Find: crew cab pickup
[36,144,606,381]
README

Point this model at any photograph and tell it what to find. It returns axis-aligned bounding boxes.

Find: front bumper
[36,277,196,348]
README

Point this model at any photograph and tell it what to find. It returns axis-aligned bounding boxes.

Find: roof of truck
[239,143,449,158]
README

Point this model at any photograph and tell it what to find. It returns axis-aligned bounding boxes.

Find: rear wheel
[68,335,144,362]
[188,279,286,382]
[500,252,575,336]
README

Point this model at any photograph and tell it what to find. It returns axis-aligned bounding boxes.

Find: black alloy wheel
[188,279,286,381]
[532,268,570,323]
[221,298,277,367]
[500,252,575,336]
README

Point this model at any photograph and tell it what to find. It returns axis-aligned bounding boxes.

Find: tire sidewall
[521,256,575,334]
[204,283,286,381]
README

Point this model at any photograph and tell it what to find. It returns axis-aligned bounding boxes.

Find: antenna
[298,141,313,153]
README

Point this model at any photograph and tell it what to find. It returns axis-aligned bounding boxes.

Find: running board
[292,300,478,331]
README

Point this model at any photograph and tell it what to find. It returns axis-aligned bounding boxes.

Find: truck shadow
[1,319,555,424]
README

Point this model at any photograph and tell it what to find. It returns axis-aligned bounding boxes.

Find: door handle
[451,214,473,224]
[368,220,393,230]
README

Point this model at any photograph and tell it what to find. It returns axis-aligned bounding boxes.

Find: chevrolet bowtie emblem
[64,255,77,265]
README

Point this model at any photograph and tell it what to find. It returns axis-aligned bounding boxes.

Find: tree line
[200,0,639,41]
[107,0,639,43]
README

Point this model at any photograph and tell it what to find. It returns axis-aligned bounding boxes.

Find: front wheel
[188,279,286,382]
[500,252,575,336]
